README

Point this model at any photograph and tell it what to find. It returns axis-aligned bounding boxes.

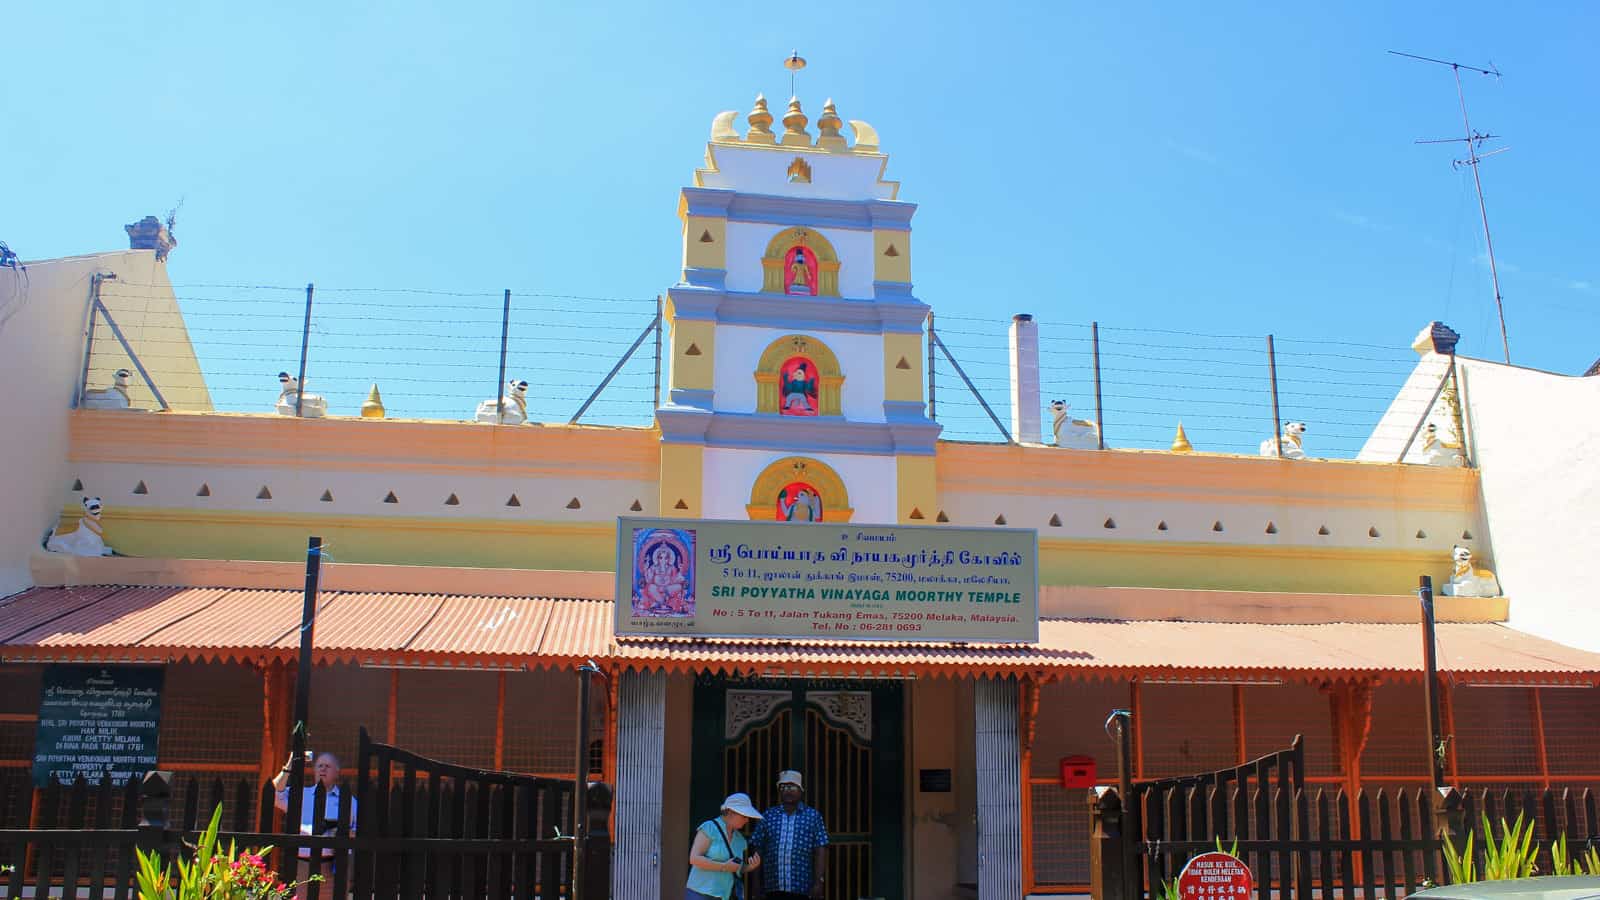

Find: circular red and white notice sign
[1177,851,1253,900]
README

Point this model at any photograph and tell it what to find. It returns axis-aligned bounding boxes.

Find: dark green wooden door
[691,677,904,900]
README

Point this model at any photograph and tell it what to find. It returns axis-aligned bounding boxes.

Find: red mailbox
[1060,754,1096,789]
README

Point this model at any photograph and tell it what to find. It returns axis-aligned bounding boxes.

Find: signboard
[614,517,1038,642]
[1177,852,1253,900]
[31,665,164,787]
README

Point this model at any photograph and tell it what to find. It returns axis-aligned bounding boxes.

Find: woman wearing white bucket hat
[686,792,764,899]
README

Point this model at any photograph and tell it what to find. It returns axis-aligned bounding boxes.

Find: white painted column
[1009,314,1042,444]
[612,669,666,900]
[975,675,1024,899]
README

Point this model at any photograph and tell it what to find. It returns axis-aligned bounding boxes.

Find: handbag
[710,819,745,900]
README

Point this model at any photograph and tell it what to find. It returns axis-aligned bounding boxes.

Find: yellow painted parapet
[895,455,937,524]
[883,332,924,403]
[68,409,660,477]
[68,506,619,571]
[873,229,911,284]
[659,442,704,518]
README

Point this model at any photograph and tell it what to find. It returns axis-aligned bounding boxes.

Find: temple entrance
[690,676,904,900]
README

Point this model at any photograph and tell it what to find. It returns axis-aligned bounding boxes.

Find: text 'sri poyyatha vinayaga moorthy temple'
[3,81,1600,900]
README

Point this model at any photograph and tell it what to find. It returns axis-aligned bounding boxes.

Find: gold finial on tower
[1171,423,1193,453]
[781,96,810,146]
[361,384,386,418]
[746,94,776,143]
[816,98,846,151]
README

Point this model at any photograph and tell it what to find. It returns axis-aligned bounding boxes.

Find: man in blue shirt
[748,769,829,900]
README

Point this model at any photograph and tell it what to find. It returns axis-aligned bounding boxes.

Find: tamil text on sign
[615,517,1039,642]
[32,665,164,787]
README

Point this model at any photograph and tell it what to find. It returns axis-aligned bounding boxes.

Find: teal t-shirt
[685,817,748,899]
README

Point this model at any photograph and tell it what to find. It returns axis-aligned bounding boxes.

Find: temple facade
[2,91,1598,900]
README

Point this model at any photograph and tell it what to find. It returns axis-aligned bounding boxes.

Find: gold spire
[781,96,810,146]
[1171,423,1193,452]
[361,384,386,418]
[816,98,846,151]
[746,94,776,144]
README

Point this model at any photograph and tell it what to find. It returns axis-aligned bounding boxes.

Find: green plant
[134,806,314,899]
[1443,813,1539,884]
[1552,835,1600,877]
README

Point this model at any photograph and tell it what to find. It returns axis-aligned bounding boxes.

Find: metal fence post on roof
[496,289,512,423]
[1092,321,1105,450]
[294,284,315,417]
[1268,334,1284,458]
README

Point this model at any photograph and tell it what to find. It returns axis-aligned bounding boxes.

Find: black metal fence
[1090,738,1600,900]
[0,730,611,900]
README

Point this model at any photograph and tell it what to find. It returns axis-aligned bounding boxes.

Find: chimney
[1009,314,1042,444]
[125,215,177,261]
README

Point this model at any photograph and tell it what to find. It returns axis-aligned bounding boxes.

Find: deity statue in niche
[776,482,823,522]
[780,356,818,416]
[784,245,818,296]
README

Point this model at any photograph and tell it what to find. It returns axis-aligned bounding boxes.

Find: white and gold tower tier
[657,94,938,524]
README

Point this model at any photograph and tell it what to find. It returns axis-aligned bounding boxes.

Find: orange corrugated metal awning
[3,585,1599,684]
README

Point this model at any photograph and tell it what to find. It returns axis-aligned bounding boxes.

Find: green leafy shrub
[1443,813,1538,884]
[135,806,318,900]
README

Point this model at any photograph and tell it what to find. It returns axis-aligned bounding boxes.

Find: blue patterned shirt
[749,802,829,895]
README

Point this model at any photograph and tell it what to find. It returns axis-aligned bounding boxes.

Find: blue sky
[5,2,1597,449]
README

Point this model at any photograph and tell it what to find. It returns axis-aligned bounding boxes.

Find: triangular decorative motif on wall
[629,499,643,511]
[1461,529,1473,540]
[257,486,272,500]
[1103,517,1116,529]
[506,494,521,507]
[895,356,911,370]
[1416,529,1427,539]
[699,229,714,243]
[684,343,702,356]
[908,507,924,520]
[1048,514,1062,527]
[383,491,399,504]
[1211,521,1224,532]
[1265,521,1278,534]
[1317,525,1331,536]
[884,243,900,257]
[936,510,949,523]
[1368,526,1381,538]
[566,497,582,509]
[320,490,334,502]
[196,484,211,497]
[445,493,460,506]
[71,478,84,491]
[1156,521,1168,531]
[132,481,148,495]
[994,514,1007,525]
[674,499,689,510]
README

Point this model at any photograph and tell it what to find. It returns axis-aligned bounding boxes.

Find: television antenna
[1389,49,1511,364]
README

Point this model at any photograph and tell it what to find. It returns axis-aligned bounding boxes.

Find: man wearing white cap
[748,769,830,900]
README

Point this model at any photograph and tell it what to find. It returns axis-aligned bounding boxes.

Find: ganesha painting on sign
[631,527,696,617]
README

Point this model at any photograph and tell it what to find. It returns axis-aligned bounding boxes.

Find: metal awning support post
[1419,575,1447,788]
[570,312,661,424]
[285,536,324,835]
[931,330,1012,443]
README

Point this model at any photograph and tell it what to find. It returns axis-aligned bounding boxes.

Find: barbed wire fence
[88,282,662,428]
[83,281,1437,460]
[930,314,1438,460]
